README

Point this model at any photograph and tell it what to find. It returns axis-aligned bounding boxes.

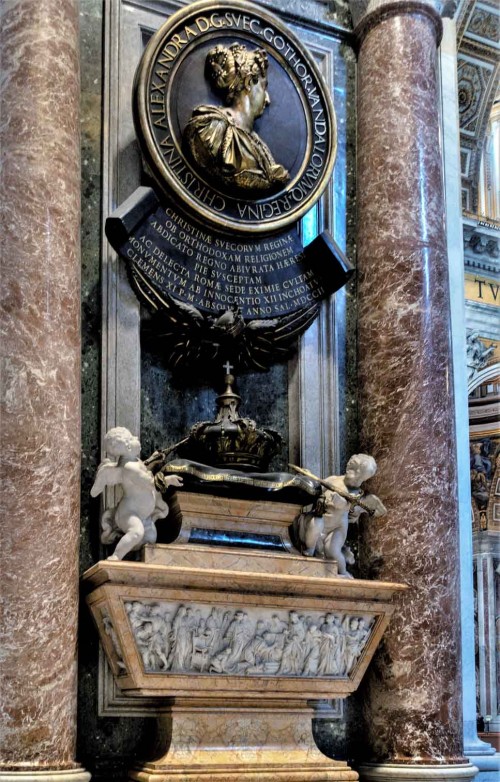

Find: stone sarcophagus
[84,492,406,782]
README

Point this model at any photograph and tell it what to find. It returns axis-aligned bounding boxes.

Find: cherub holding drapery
[91,427,182,560]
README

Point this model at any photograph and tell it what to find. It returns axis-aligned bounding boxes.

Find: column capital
[349,0,454,43]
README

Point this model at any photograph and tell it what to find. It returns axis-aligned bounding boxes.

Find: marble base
[468,739,500,782]
[359,763,478,782]
[0,771,91,782]
[129,706,357,782]
[477,734,500,751]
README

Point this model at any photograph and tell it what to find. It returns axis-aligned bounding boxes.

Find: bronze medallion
[133,0,337,235]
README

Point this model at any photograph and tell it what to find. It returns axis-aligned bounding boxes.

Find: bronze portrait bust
[183,43,290,193]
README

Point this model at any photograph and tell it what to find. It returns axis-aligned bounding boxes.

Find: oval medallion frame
[133,0,337,235]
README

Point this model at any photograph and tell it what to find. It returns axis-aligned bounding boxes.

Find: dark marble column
[0,1,88,779]
[352,1,477,779]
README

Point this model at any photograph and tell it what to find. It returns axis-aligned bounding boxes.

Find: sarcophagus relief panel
[85,555,404,701]
[124,599,374,678]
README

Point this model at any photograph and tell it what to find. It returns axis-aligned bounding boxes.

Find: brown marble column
[0,2,88,780]
[352,1,476,780]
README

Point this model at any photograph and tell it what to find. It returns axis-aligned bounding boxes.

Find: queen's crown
[179,371,281,472]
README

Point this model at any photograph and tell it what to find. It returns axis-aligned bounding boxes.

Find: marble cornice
[463,215,500,270]
[465,257,499,275]
[463,213,500,233]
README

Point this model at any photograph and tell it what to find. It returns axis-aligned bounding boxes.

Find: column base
[478,731,500,748]
[359,763,478,782]
[0,771,91,782]
[467,740,500,782]
[129,707,357,782]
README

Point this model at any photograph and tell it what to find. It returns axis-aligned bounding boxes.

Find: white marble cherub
[295,454,387,577]
[91,427,183,561]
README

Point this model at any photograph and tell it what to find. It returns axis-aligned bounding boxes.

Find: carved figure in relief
[293,455,387,577]
[184,43,289,192]
[342,616,372,674]
[149,605,170,670]
[466,331,495,380]
[125,600,150,632]
[102,612,127,672]
[90,427,183,560]
[245,632,282,674]
[123,599,374,678]
[317,614,342,675]
[219,610,254,672]
[269,614,288,637]
[278,611,307,674]
[169,606,197,672]
[342,617,361,674]
[124,601,171,671]
[302,624,322,675]
[135,621,157,670]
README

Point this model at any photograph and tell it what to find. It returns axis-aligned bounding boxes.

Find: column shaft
[355,3,464,766]
[0,1,86,775]
[475,552,499,729]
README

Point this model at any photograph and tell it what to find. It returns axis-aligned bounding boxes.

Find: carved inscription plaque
[121,201,331,318]
[125,599,375,679]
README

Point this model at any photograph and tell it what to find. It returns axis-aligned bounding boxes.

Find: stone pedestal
[83,494,405,781]
[130,706,357,782]
[352,0,477,780]
[0,1,88,779]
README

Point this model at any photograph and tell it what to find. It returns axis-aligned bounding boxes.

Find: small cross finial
[223,360,234,375]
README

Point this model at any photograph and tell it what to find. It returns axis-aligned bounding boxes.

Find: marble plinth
[129,707,358,782]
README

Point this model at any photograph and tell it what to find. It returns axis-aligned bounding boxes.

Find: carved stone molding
[463,216,500,267]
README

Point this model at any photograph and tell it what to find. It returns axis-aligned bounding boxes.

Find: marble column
[475,547,500,733]
[350,1,477,780]
[0,2,89,780]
